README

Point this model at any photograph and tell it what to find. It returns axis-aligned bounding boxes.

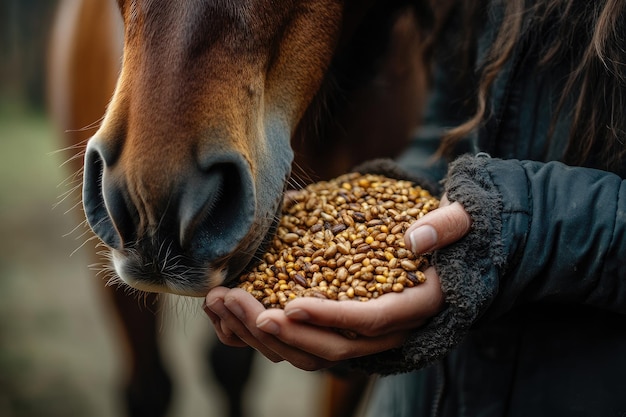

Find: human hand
[203,266,443,371]
[404,194,472,254]
[202,193,469,371]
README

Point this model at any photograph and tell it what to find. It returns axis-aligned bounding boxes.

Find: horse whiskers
[287,176,305,191]
[55,180,81,197]
[56,169,83,189]
[50,138,89,156]
[55,169,83,201]
[74,116,106,133]
[68,235,95,258]
[92,253,157,306]
[158,296,204,333]
[62,220,89,239]
[289,161,316,188]
[90,244,201,321]
[60,199,85,216]
[53,189,80,211]
[58,151,87,168]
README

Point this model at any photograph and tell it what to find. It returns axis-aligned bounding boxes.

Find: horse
[47,0,428,416]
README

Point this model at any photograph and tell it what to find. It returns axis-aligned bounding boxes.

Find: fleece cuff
[346,154,505,375]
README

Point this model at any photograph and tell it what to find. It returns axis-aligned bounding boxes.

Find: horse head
[82,0,420,296]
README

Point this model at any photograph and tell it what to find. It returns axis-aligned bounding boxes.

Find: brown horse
[82,0,427,295]
[48,0,427,416]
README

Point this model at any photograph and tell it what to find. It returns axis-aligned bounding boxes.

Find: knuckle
[325,345,353,362]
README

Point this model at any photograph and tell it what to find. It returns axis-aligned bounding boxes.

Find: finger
[217,289,336,370]
[279,267,442,337]
[203,294,249,348]
[404,200,471,254]
[257,308,409,361]
[206,289,285,362]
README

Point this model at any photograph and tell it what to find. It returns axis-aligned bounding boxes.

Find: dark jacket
[355,2,626,416]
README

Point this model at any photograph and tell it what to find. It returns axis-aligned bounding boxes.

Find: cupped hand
[203,193,471,371]
[204,266,443,371]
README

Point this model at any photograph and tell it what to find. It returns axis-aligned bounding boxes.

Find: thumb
[404,198,471,254]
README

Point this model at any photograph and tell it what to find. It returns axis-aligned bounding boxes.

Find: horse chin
[110,249,216,297]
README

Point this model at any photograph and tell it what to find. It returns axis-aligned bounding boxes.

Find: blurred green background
[0,1,120,415]
[0,1,322,416]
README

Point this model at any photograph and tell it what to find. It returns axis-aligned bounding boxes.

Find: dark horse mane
[291,0,432,183]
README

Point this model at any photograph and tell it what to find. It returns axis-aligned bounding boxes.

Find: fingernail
[409,225,438,253]
[257,318,280,335]
[285,308,309,321]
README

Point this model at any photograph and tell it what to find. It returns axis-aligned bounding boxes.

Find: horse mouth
[108,200,282,297]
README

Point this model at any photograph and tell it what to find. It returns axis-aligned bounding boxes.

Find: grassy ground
[0,105,323,417]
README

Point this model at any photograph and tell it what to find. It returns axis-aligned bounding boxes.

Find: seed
[283,233,299,244]
[354,285,368,297]
[331,224,347,234]
[352,212,366,222]
[400,260,418,271]
[350,253,364,264]
[407,271,426,285]
[294,273,307,287]
[391,224,404,234]
[305,216,319,227]
[348,263,362,275]
[396,248,409,259]
[323,244,338,259]
[236,173,438,308]
[337,242,351,255]
[320,212,335,222]
[356,243,371,253]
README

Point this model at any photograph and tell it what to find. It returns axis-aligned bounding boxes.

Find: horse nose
[83,139,257,261]
[83,139,135,249]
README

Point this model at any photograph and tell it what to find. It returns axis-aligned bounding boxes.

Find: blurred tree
[0,0,59,110]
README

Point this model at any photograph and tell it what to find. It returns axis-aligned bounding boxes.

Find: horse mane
[292,0,432,183]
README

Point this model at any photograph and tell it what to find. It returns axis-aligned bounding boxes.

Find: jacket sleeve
[442,154,626,319]
[348,153,626,375]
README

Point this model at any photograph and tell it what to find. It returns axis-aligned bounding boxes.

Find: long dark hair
[435,0,626,173]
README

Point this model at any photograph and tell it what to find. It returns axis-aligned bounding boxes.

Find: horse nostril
[178,160,255,261]
[83,140,135,249]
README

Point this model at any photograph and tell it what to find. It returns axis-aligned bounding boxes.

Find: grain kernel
[400,260,418,271]
[283,233,299,244]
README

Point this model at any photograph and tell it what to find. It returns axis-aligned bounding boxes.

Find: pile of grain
[238,172,439,308]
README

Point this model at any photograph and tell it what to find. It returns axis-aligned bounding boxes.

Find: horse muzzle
[82,137,277,297]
